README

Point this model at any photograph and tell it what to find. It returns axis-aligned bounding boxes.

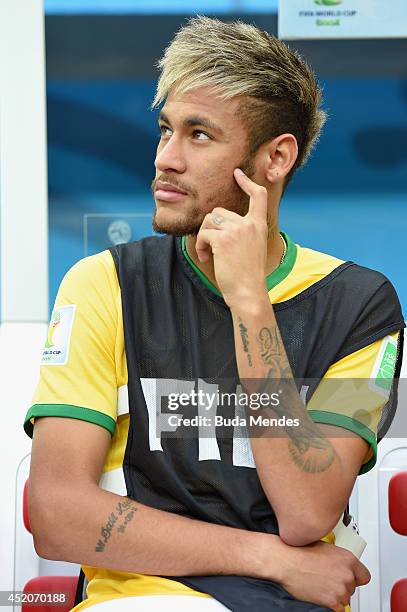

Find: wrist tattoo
[238,317,253,367]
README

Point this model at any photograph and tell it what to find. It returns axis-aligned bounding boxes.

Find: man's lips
[156,181,187,194]
[155,181,188,202]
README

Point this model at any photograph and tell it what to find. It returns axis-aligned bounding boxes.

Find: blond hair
[152,15,327,185]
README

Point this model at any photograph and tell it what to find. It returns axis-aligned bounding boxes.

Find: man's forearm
[34,482,286,580]
[230,295,346,544]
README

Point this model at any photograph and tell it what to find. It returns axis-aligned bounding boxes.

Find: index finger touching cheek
[234,168,268,220]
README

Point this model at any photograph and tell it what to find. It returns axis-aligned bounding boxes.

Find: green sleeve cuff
[24,403,116,438]
[308,410,377,475]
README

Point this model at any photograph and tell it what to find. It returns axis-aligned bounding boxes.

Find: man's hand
[256,535,371,612]
[195,168,269,308]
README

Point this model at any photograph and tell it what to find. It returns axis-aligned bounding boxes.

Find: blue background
[45,0,279,14]
[48,76,407,313]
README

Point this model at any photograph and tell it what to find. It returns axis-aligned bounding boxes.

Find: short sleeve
[24,250,125,438]
[308,331,402,475]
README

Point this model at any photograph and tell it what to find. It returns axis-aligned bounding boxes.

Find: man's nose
[154,135,187,174]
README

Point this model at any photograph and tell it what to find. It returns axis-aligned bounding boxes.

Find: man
[25,16,404,612]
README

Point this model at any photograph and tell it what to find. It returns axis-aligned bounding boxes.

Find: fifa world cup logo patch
[42,305,76,366]
[45,310,61,348]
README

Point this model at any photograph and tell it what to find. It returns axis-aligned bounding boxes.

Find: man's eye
[159,125,172,137]
[193,130,210,141]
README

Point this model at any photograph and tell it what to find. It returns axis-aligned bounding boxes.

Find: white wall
[0,0,48,607]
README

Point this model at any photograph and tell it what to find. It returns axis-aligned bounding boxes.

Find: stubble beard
[151,154,255,237]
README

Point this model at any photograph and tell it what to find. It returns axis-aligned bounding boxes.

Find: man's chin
[152,211,202,237]
[153,225,197,237]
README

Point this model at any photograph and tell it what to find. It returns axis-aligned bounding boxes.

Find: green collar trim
[267,231,297,291]
[181,231,297,298]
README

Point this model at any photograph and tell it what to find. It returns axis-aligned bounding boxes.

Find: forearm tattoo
[287,420,335,473]
[255,324,335,473]
[95,498,138,553]
[258,327,292,379]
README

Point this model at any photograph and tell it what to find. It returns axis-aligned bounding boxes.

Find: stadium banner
[278,0,407,40]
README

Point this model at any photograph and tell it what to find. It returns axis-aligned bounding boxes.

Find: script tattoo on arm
[238,316,253,367]
[95,498,138,553]
[256,325,335,474]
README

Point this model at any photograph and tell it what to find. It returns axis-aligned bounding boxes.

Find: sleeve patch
[368,335,398,398]
[41,304,76,366]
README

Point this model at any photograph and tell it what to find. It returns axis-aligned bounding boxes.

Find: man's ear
[263,134,298,183]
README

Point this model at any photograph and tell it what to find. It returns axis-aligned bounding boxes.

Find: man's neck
[184,229,284,293]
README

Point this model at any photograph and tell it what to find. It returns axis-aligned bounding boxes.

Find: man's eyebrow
[158,111,223,135]
[184,115,224,135]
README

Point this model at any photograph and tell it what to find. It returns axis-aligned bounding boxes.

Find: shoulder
[57,250,119,306]
[299,245,405,330]
[63,249,117,286]
[274,238,404,334]
[295,242,399,303]
[328,262,405,359]
[330,261,402,314]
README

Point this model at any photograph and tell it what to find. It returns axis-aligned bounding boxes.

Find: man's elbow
[28,489,63,561]
[30,513,61,560]
[32,532,60,561]
[279,512,342,547]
